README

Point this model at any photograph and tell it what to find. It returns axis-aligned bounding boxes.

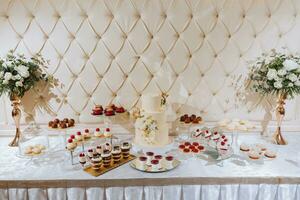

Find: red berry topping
[221,141,225,146]
[106,128,110,132]
[68,139,73,143]
[146,152,154,156]
[214,132,218,135]
[198,146,204,151]
[77,131,81,135]
[189,145,195,149]
[183,148,190,153]
[179,145,185,149]
[139,156,147,161]
[88,149,93,152]
[192,142,199,146]
[96,128,100,131]
[70,135,75,139]
[84,129,89,133]
[165,156,174,161]
[221,135,226,139]
[206,130,209,133]
[196,129,200,132]
[79,153,85,157]
[192,149,199,153]
[184,142,191,146]
[224,139,228,142]
[151,159,159,165]
[154,155,162,160]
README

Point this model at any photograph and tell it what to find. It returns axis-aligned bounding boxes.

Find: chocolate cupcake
[63,118,69,123]
[52,123,58,128]
[48,121,54,127]
[60,122,67,128]
[54,118,60,124]
[68,119,75,127]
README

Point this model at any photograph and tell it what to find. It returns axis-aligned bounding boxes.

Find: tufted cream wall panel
[0,0,300,125]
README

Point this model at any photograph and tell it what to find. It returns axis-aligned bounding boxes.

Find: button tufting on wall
[201,73,205,77]
[44,35,49,39]
[242,13,246,18]
[190,14,193,19]
[175,73,179,77]
[253,34,257,38]
[123,34,127,39]
[214,54,218,58]
[124,74,128,78]
[294,13,297,18]
[96,35,101,40]
[188,54,192,58]
[175,33,180,38]
[212,92,216,96]
[4,14,8,19]
[112,93,117,97]
[136,13,141,19]
[84,54,89,60]
[268,13,271,18]
[149,34,154,39]
[248,110,251,113]
[98,74,103,79]
[75,112,80,116]
[188,92,192,96]
[110,55,115,60]
[69,34,75,40]
[162,13,167,19]
[226,73,229,77]
[240,54,243,58]
[73,74,78,79]
[215,13,219,18]
[161,54,166,59]
[228,34,231,39]
[136,55,140,60]
[279,33,282,38]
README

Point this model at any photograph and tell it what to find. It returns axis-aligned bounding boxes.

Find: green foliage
[0,50,53,98]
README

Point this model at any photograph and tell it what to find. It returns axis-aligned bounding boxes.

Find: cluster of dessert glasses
[78,141,131,171]
[135,152,174,171]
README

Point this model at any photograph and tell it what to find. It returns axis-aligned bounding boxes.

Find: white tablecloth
[1,131,300,200]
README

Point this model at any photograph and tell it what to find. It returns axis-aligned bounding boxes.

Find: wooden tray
[84,154,136,177]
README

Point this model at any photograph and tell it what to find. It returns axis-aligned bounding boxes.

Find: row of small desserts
[240,143,277,160]
[78,142,131,171]
[180,114,202,124]
[66,128,112,151]
[24,144,46,155]
[48,118,75,129]
[178,141,205,154]
[218,118,255,131]
[92,104,126,116]
[192,128,230,152]
[136,152,174,171]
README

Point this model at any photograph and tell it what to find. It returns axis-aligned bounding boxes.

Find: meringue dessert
[264,150,277,158]
[248,151,261,160]
[94,128,103,137]
[83,129,91,139]
[75,131,83,142]
[66,139,77,151]
[104,128,112,137]
[240,143,250,152]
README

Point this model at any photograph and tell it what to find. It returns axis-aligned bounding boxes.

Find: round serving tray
[130,158,180,173]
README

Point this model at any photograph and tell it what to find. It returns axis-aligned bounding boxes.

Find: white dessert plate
[130,159,180,173]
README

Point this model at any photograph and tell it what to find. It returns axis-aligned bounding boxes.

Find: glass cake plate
[130,158,181,173]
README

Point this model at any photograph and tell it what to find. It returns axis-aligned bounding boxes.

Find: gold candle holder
[273,93,287,145]
[9,94,21,147]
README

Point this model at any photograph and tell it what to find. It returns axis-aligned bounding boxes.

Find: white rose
[15,65,29,78]
[2,79,8,84]
[287,73,298,82]
[288,82,294,87]
[267,69,277,80]
[295,80,300,86]
[12,74,22,80]
[0,71,4,78]
[15,80,23,87]
[278,69,287,76]
[4,72,12,81]
[283,59,299,71]
[274,81,283,89]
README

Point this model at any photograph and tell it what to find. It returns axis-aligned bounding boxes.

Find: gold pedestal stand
[273,93,287,145]
[9,95,21,147]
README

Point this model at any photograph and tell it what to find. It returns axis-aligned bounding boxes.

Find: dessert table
[1,130,300,200]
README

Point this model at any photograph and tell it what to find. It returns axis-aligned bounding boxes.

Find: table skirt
[1,184,299,200]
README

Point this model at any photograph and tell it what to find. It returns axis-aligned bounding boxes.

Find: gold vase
[9,94,21,147]
[273,93,287,145]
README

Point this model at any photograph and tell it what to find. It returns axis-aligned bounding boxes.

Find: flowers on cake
[140,116,158,144]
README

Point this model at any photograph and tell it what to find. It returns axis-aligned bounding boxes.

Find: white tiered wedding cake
[134,94,170,147]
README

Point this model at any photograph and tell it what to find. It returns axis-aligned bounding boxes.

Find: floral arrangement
[248,49,300,98]
[140,116,158,144]
[0,50,54,98]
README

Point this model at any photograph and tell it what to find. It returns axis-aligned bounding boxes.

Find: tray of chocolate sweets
[78,142,135,177]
